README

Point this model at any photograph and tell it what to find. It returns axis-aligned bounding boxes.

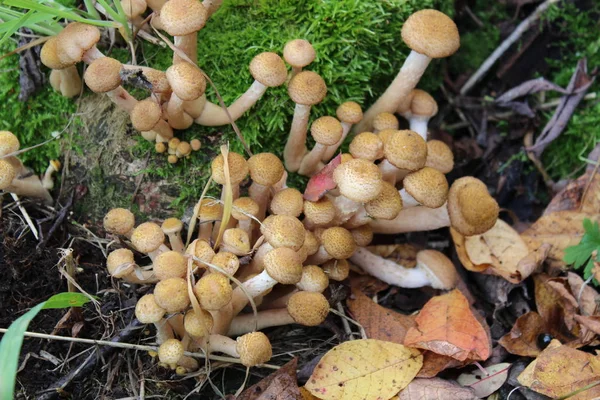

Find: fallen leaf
[450,228,488,273]
[517,339,562,388]
[567,272,600,316]
[457,363,511,398]
[299,387,319,399]
[303,154,341,202]
[495,77,568,104]
[347,273,389,297]
[416,352,464,378]
[534,275,579,342]
[498,312,546,357]
[398,377,478,400]
[237,358,301,400]
[305,339,423,400]
[574,315,600,335]
[404,290,491,362]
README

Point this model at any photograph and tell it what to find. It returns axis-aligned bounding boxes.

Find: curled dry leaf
[567,272,600,316]
[397,377,478,400]
[237,358,301,400]
[498,312,546,357]
[416,352,465,378]
[303,154,341,202]
[534,275,580,343]
[457,363,511,398]
[574,315,600,335]
[305,339,423,400]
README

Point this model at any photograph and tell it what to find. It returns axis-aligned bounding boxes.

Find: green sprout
[563,218,600,286]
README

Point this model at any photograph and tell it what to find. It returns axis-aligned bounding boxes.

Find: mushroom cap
[249,52,287,87]
[142,69,170,94]
[155,142,167,153]
[131,99,162,132]
[160,0,208,36]
[169,138,181,150]
[372,112,399,131]
[426,140,454,174]
[448,177,499,236]
[333,158,383,203]
[161,217,183,235]
[40,37,71,70]
[310,116,343,146]
[263,247,303,284]
[384,130,427,171]
[350,224,374,247]
[0,160,15,190]
[288,71,327,105]
[153,250,187,280]
[349,132,384,161]
[154,277,190,312]
[377,128,396,146]
[322,227,356,260]
[336,101,363,124]
[121,0,147,18]
[166,62,206,101]
[340,153,354,163]
[401,9,460,58]
[301,230,320,257]
[195,198,223,223]
[0,131,19,156]
[84,57,122,93]
[287,291,329,326]
[270,188,304,217]
[322,259,350,281]
[232,197,259,221]
[184,309,213,338]
[396,90,416,115]
[260,215,306,251]
[176,141,191,156]
[303,197,336,226]
[211,152,249,185]
[103,208,135,235]
[248,152,285,187]
[364,181,403,220]
[135,294,166,323]
[236,332,272,367]
[56,23,101,65]
[158,339,184,368]
[211,251,240,275]
[283,39,316,68]
[410,89,438,117]
[222,228,251,255]
[416,249,458,289]
[106,248,135,278]
[186,239,216,264]
[297,265,329,292]
[194,273,232,310]
[131,222,165,253]
[403,167,448,208]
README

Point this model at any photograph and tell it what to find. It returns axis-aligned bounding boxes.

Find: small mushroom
[158,338,185,369]
[283,39,316,76]
[194,272,233,311]
[321,101,363,162]
[269,188,304,218]
[372,112,399,133]
[131,222,166,260]
[154,277,190,312]
[248,153,285,220]
[160,0,208,64]
[106,248,157,283]
[130,98,173,142]
[84,57,138,112]
[425,140,454,174]
[199,332,272,367]
[231,197,259,239]
[135,294,173,344]
[344,181,402,229]
[153,250,187,280]
[348,132,384,162]
[397,89,438,140]
[298,116,343,176]
[306,226,357,265]
[399,166,448,208]
[41,37,83,98]
[161,218,184,253]
[211,151,249,200]
[166,62,207,129]
[0,160,53,204]
[379,129,427,184]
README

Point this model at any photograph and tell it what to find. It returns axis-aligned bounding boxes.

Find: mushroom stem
[173,34,198,64]
[81,46,105,64]
[370,203,450,233]
[154,318,175,344]
[49,66,82,98]
[399,189,420,207]
[106,87,138,112]
[41,160,60,190]
[350,247,430,288]
[248,183,271,222]
[166,232,185,253]
[283,103,311,172]
[379,160,401,185]
[298,143,327,176]
[5,176,53,204]
[321,121,351,162]
[183,94,207,118]
[198,221,214,242]
[167,94,193,129]
[227,309,294,337]
[195,81,268,126]
[230,269,277,315]
[199,334,240,357]
[409,118,429,139]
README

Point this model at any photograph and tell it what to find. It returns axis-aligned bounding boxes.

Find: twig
[460,0,562,95]
[37,194,73,252]
[328,308,367,339]
[9,193,39,239]
[335,302,353,339]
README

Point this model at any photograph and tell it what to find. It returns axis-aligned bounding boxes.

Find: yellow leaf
[305,339,423,400]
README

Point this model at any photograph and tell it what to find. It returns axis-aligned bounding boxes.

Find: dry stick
[9,193,39,239]
[460,0,562,95]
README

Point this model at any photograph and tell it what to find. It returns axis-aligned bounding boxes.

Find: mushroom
[283,39,316,76]
[426,140,454,174]
[379,129,427,184]
[41,37,83,98]
[350,224,374,247]
[176,141,192,158]
[322,259,350,281]
[195,198,223,241]
[211,151,249,200]
[260,215,306,251]
[321,101,363,162]
[131,222,166,260]
[130,99,173,142]
[344,181,402,229]
[247,153,285,221]
[106,248,157,283]
[397,89,438,140]
[354,9,459,133]
[158,338,185,369]
[135,294,173,344]
[305,226,357,265]
[399,167,448,208]
[199,332,272,367]
[186,238,216,267]
[0,160,53,204]
[231,197,259,239]
[298,116,343,176]
[348,132,384,162]
[41,160,61,190]
[190,139,202,151]
[153,250,187,280]
[210,251,240,275]
[269,188,304,218]
[56,22,104,63]
[104,208,136,237]
[303,196,336,229]
[160,0,208,64]
[220,228,251,256]
[261,265,329,310]
[161,218,184,252]
[84,57,138,112]
[166,62,207,129]
[153,277,190,312]
[194,272,233,311]
[372,112,399,133]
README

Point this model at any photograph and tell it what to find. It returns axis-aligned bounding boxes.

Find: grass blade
[3,0,118,28]
[0,9,33,47]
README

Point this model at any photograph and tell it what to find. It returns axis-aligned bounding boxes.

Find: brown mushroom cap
[448,177,499,236]
[195,198,223,223]
[288,71,327,105]
[121,0,147,18]
[333,158,383,203]
[364,181,403,220]
[416,249,458,289]
[166,62,206,101]
[176,141,192,158]
[0,131,19,156]
[303,197,336,226]
[232,197,259,221]
[311,116,343,146]
[135,294,166,323]
[158,338,184,368]
[426,140,454,174]
[211,251,240,275]
[153,250,187,280]
[184,309,213,338]
[321,227,356,260]
[350,224,374,247]
[297,265,329,292]
[84,57,122,93]
[322,259,350,281]
[248,152,285,187]
[249,52,287,87]
[186,239,216,264]
[263,247,303,284]
[377,128,396,146]
[131,222,165,253]
[222,228,251,255]
[161,218,183,235]
[154,277,190,312]
[301,230,320,257]
[349,132,384,161]
[194,273,232,310]
[270,188,304,217]
[372,112,399,131]
[103,208,135,235]
[260,215,306,251]
[236,332,272,367]
[336,101,363,124]
[403,167,449,208]
[384,130,427,171]
[283,39,316,68]
[106,248,135,278]
[160,0,208,36]
[56,23,100,65]
[211,152,249,185]
[401,9,460,59]
[40,37,71,70]
[287,291,329,326]
[131,99,162,132]
[410,89,438,117]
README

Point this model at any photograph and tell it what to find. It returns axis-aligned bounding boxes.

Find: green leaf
[564,218,600,286]
[43,292,95,309]
[0,9,32,47]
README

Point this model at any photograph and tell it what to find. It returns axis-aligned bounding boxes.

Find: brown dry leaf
[450,227,488,272]
[237,358,301,400]
[305,339,423,400]
[534,275,580,343]
[457,363,511,398]
[398,377,478,400]
[517,339,563,388]
[567,272,600,316]
[498,312,546,357]
[416,352,464,378]
[348,273,389,297]
[404,290,491,362]
[347,289,416,344]
[574,315,600,335]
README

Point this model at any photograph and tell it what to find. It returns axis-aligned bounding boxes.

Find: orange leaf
[404,290,490,362]
[534,275,580,343]
[416,351,464,378]
[498,312,546,357]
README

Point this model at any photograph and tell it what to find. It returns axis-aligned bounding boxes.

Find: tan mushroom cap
[143,69,171,94]
[194,273,232,310]
[0,131,19,156]
[103,208,135,235]
[340,153,354,163]
[350,224,374,247]
[196,198,223,222]
[160,0,208,36]
[302,230,320,256]
[154,277,190,312]
[426,140,454,174]
[222,228,251,255]
[131,99,162,132]
[161,218,183,235]
[377,128,396,145]
[158,339,184,368]
[403,167,448,208]
[364,181,403,220]
[186,239,216,264]
[401,9,460,59]
[84,57,122,93]
[322,227,356,260]
[131,222,165,253]
[297,265,329,292]
[264,247,303,284]
[211,251,240,275]
[249,52,288,87]
[333,158,383,203]
[176,141,191,157]
[211,152,249,185]
[416,249,458,290]
[153,250,187,280]
[56,23,101,65]
[311,116,343,145]
[248,152,285,186]
[236,332,272,367]
[283,39,316,68]
[349,132,384,161]
[287,291,329,326]
[166,62,206,101]
[190,139,201,151]
[260,215,306,251]
[288,71,327,105]
[40,37,71,70]
[448,177,499,236]
[232,197,259,221]
[135,294,166,324]
[373,112,399,131]
[184,309,213,338]
[336,101,363,124]
[384,130,427,171]
[121,0,147,18]
[106,248,135,278]
[270,188,304,217]
[303,197,336,226]
[322,259,350,281]
[410,89,438,117]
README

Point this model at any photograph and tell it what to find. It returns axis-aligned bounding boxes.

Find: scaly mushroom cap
[194,273,232,310]
[288,291,329,326]
[333,158,383,203]
[84,57,122,93]
[416,249,458,289]
[248,152,285,186]
[288,71,327,105]
[349,132,384,161]
[186,239,216,264]
[195,198,223,222]
[106,248,135,278]
[448,177,499,236]
[222,228,251,255]
[350,225,374,247]
[322,259,350,281]
[154,277,190,312]
[264,247,303,284]
[143,69,170,94]
[297,265,329,292]
[403,167,448,208]
[410,89,438,117]
[40,37,71,70]
[426,140,454,174]
[401,9,460,59]
[322,227,356,260]
[364,181,403,220]
[160,0,207,36]
[0,131,19,156]
[236,332,272,367]
[131,222,165,253]
[231,197,259,221]
[211,251,240,275]
[270,188,304,217]
[310,116,343,146]
[377,128,396,146]
[336,101,363,124]
[302,230,320,256]
[303,197,336,226]
[161,218,183,235]
[153,250,187,280]
[260,215,306,251]
[283,39,316,68]
[131,99,162,131]
[158,339,184,368]
[184,309,213,338]
[384,130,427,171]
[56,23,101,65]
[249,52,287,87]
[211,152,249,185]
[0,161,15,189]
[103,208,135,235]
[121,0,147,18]
[166,62,206,101]
[372,112,399,131]
[135,294,166,323]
